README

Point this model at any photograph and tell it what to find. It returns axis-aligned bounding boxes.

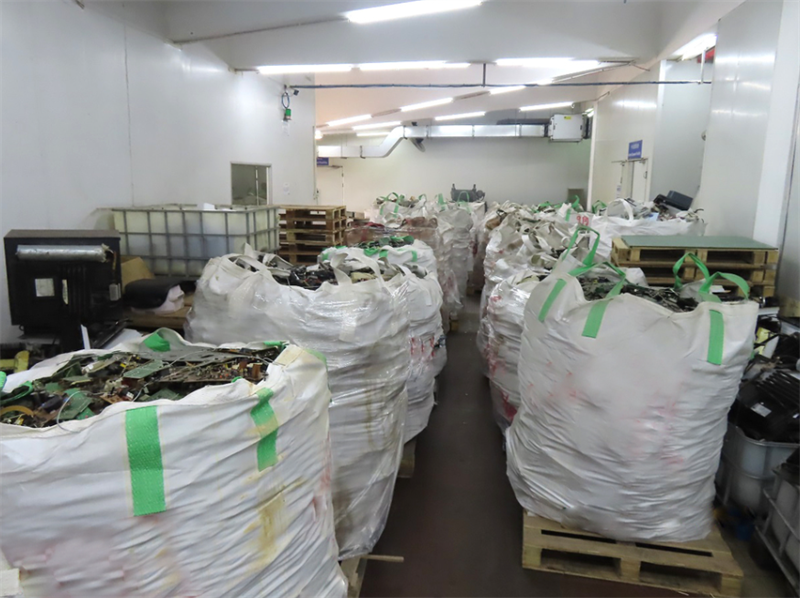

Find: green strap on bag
[538,279,567,322]
[673,252,711,290]
[675,255,749,364]
[562,225,601,267]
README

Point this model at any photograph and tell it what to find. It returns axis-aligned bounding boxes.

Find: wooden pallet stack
[611,235,779,298]
[522,514,743,596]
[278,205,346,265]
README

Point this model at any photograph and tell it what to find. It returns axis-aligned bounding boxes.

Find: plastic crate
[112,204,279,276]
[716,424,798,513]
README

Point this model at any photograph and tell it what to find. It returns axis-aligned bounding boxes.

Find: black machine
[4,230,124,351]
[450,184,486,203]
[654,190,694,211]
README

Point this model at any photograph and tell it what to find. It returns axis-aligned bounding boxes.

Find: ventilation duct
[318,124,546,159]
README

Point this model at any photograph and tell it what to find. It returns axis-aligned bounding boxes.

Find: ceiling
[90,1,741,128]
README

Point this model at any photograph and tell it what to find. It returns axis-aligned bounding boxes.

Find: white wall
[0,1,316,338]
[320,137,591,212]
[693,0,790,239]
[589,68,662,204]
[650,60,713,199]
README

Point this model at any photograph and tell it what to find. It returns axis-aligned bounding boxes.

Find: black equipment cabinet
[4,230,124,350]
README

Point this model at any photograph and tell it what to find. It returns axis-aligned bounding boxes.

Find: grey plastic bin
[715,424,797,513]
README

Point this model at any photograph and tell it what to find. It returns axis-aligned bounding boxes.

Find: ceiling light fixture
[357,131,391,137]
[315,130,324,140]
[519,101,573,112]
[400,97,453,112]
[359,61,470,71]
[435,111,486,121]
[676,33,717,61]
[346,0,482,24]
[495,57,575,67]
[536,78,554,86]
[257,64,353,75]
[353,121,402,130]
[326,114,372,127]
[490,85,526,95]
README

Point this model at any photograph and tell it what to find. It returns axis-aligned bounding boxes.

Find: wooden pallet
[340,557,367,598]
[522,514,743,597]
[280,229,345,246]
[398,439,416,479]
[280,205,346,221]
[277,248,319,265]
[611,237,779,268]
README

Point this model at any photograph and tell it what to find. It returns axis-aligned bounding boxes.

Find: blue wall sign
[628,140,643,160]
[316,157,330,166]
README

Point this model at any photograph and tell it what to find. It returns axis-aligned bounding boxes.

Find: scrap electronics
[0,344,282,428]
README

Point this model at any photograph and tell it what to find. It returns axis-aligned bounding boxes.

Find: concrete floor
[361,297,793,598]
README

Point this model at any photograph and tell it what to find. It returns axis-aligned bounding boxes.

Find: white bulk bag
[507,262,758,541]
[186,254,410,558]
[436,202,474,302]
[321,247,444,441]
[590,199,707,259]
[322,240,438,282]
[480,271,543,429]
[0,330,346,598]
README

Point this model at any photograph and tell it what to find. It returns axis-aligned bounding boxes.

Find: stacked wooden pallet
[278,205,346,265]
[522,514,743,596]
[611,235,779,298]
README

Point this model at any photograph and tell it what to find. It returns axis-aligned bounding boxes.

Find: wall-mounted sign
[316,157,330,166]
[628,140,643,160]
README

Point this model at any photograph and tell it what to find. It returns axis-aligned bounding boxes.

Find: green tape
[538,279,567,322]
[411,250,417,262]
[143,332,170,352]
[126,407,166,516]
[582,300,611,338]
[708,309,725,365]
[263,341,285,349]
[251,388,278,471]
[379,249,389,259]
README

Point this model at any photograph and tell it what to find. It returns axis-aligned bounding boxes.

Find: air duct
[317,124,547,159]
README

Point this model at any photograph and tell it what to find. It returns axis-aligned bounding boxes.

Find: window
[231,163,271,205]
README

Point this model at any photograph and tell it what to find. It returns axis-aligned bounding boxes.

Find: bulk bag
[479,270,543,429]
[590,198,706,259]
[507,258,758,541]
[321,247,445,441]
[0,330,346,597]
[186,253,410,558]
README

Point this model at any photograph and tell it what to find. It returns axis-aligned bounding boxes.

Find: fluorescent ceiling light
[495,58,601,73]
[346,0,482,24]
[353,121,402,130]
[676,33,717,60]
[495,57,574,67]
[435,111,486,121]
[359,61,470,71]
[326,114,372,127]
[315,130,324,140]
[400,97,453,112]
[490,85,525,95]
[536,78,554,86]
[519,101,573,112]
[257,64,353,75]
[357,131,391,137]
